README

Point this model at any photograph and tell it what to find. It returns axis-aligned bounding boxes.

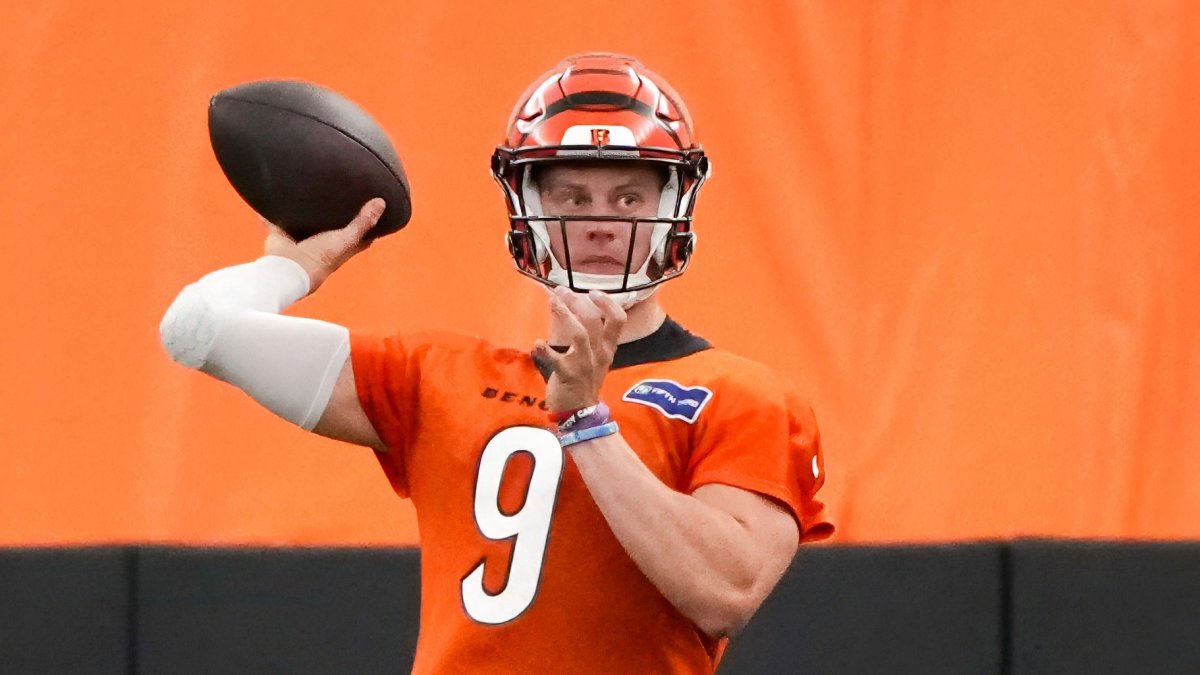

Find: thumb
[533,339,554,360]
[262,220,294,241]
[532,340,564,371]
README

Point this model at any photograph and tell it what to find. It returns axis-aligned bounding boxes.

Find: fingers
[550,291,593,358]
[555,286,603,334]
[345,198,386,244]
[538,291,593,379]
[552,286,629,350]
[537,287,625,409]
[588,290,628,346]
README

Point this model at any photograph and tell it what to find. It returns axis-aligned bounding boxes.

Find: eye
[619,194,642,208]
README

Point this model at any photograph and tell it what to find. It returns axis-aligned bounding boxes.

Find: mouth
[574,255,628,274]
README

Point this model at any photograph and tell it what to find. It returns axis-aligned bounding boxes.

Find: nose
[583,220,619,242]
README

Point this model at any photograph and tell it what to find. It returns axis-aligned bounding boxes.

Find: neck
[617,295,667,344]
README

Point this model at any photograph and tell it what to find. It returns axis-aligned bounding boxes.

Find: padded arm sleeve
[159,256,350,430]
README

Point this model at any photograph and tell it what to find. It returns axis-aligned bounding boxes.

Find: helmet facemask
[494,151,709,307]
[492,53,711,306]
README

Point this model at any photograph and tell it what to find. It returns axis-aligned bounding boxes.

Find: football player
[161,53,831,673]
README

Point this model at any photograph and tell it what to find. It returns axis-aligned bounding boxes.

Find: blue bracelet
[558,421,620,448]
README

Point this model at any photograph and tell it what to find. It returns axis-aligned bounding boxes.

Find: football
[208,80,412,242]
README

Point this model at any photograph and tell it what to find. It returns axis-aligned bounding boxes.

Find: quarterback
[161,53,831,673]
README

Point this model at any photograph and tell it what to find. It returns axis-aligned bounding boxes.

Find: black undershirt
[534,316,712,380]
[609,316,712,369]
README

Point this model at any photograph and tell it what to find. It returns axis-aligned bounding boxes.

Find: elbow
[159,285,220,370]
[691,579,762,640]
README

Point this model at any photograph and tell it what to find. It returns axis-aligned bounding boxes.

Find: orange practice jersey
[350,319,832,674]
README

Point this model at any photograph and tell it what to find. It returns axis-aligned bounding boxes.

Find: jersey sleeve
[684,371,833,543]
[349,332,424,498]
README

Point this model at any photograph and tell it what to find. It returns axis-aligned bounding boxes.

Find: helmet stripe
[525,91,682,148]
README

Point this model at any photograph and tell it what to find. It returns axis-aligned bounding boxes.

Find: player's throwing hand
[533,287,627,412]
[263,198,385,293]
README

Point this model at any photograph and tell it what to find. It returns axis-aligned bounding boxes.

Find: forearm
[568,433,762,637]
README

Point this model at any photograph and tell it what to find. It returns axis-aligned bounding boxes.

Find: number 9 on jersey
[461,426,564,625]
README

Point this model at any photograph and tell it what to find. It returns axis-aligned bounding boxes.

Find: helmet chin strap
[545,269,660,309]
[607,287,659,310]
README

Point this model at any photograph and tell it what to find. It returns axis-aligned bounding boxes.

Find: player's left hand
[534,286,627,413]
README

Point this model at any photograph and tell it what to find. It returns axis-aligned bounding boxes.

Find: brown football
[208,80,411,241]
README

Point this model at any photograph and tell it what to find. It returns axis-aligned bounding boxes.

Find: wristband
[547,408,576,424]
[552,402,611,434]
[548,403,599,424]
[558,421,620,448]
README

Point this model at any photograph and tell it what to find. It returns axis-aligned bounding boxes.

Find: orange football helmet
[491,53,711,301]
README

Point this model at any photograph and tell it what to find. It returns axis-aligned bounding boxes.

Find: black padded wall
[1008,540,1200,675]
[719,543,1005,675]
[3,542,1199,674]
[0,547,132,675]
[135,547,420,675]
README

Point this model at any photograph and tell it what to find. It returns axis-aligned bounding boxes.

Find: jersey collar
[533,316,711,380]
[610,316,711,369]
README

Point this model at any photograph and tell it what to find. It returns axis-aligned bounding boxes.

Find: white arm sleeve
[159,256,350,430]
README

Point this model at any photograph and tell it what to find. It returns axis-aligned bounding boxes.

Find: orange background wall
[1,1,1196,545]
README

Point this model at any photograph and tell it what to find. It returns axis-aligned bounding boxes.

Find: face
[536,161,664,275]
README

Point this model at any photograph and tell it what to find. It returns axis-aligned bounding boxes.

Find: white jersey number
[461,426,564,625]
